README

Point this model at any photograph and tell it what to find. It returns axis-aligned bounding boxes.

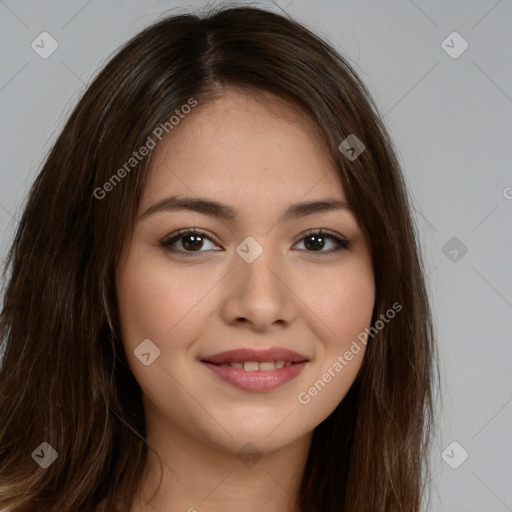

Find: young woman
[0,5,439,511]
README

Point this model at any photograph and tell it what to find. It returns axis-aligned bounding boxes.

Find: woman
[0,5,439,511]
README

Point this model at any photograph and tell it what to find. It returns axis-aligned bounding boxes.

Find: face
[115,89,375,455]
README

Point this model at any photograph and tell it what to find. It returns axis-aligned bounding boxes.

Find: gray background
[1,1,511,511]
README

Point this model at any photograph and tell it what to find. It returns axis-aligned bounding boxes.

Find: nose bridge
[237,237,284,299]
[222,236,295,328]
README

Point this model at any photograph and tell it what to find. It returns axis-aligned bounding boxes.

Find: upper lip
[201,347,309,364]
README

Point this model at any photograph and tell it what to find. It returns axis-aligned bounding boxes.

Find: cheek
[310,257,375,348]
[332,276,375,345]
[297,259,374,414]
[116,252,215,346]
[115,255,219,412]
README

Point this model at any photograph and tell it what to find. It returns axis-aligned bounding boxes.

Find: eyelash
[159,228,351,258]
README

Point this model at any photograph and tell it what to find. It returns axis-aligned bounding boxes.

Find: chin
[196,413,312,455]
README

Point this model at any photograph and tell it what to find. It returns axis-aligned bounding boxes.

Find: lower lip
[201,362,307,392]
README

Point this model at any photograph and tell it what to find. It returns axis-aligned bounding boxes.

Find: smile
[215,360,293,370]
[201,360,308,392]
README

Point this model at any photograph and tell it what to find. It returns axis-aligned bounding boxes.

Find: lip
[199,347,309,392]
[201,361,308,392]
[200,347,309,364]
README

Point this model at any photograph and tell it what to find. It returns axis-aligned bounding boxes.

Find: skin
[115,87,375,512]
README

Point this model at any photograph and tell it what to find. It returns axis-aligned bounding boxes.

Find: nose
[220,244,297,332]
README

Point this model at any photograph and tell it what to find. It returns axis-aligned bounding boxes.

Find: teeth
[217,360,292,371]
[244,361,259,371]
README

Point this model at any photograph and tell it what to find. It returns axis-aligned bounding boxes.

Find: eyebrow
[140,195,352,222]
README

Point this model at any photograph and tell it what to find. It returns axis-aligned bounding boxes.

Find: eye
[293,229,351,255]
[160,228,351,258]
[159,228,221,257]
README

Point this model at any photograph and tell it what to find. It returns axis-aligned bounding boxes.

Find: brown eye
[160,229,220,257]
[178,233,204,251]
[160,228,350,258]
[294,230,350,254]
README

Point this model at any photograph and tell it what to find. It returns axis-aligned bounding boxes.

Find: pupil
[305,234,324,251]
[183,234,203,251]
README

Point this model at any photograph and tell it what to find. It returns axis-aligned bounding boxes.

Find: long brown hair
[0,5,439,511]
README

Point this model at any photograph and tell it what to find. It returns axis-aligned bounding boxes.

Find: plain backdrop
[1,1,511,511]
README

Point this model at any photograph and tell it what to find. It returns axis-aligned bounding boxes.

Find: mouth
[204,360,300,370]
[199,347,309,392]
[200,347,309,365]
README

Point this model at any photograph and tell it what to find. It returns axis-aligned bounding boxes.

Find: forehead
[141,89,346,212]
